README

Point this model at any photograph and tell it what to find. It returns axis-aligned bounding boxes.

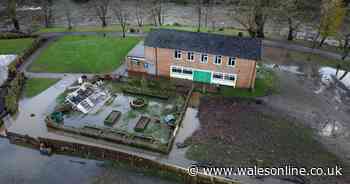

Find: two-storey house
[127,29,262,88]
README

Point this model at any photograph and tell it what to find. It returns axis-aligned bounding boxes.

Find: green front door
[193,70,212,84]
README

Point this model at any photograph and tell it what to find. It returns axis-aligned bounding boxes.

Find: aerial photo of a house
[127,29,262,88]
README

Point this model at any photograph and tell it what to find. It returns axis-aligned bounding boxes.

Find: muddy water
[264,63,350,89]
[0,138,179,184]
[6,76,78,136]
[1,76,180,184]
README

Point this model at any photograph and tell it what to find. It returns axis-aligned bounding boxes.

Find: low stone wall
[6,131,238,184]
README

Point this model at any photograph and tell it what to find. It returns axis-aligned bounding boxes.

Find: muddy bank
[186,97,349,184]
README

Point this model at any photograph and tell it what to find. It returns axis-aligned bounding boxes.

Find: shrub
[172,22,182,27]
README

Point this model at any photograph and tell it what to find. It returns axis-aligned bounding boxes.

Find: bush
[172,22,182,27]
[238,32,244,37]
[218,27,225,31]
[4,73,25,114]
[129,28,137,33]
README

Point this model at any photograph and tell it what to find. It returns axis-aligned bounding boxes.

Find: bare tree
[150,0,165,26]
[203,0,215,29]
[41,0,54,28]
[7,0,20,31]
[195,0,204,32]
[274,0,318,41]
[134,0,145,27]
[229,0,277,38]
[113,0,129,38]
[62,0,73,30]
[90,0,110,27]
[318,0,346,47]
[228,1,257,37]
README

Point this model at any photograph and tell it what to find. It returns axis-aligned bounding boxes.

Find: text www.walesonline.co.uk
[187,165,343,177]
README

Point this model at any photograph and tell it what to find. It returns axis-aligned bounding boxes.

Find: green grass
[0,38,34,54]
[213,67,278,98]
[24,78,60,98]
[29,35,140,73]
[36,25,124,34]
[35,24,248,37]
[287,50,350,70]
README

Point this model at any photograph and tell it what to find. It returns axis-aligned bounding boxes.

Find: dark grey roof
[144,29,262,60]
[127,41,145,58]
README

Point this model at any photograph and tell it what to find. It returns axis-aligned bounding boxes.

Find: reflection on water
[263,63,350,90]
[0,139,179,184]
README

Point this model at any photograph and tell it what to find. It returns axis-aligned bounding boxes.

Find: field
[28,35,140,73]
[24,78,60,98]
[185,97,349,184]
[0,38,34,54]
[36,24,249,37]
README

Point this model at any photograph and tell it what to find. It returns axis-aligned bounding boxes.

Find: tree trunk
[122,26,126,38]
[339,71,348,80]
[336,64,340,76]
[101,18,107,27]
[255,8,265,38]
[287,18,294,41]
[12,18,20,31]
[197,6,202,32]
[319,36,327,47]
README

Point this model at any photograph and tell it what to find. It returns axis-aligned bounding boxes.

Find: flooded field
[0,138,180,184]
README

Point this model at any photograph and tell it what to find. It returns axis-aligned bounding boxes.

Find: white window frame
[214,55,222,65]
[224,74,236,81]
[182,68,193,75]
[213,72,224,80]
[228,57,236,67]
[187,52,195,62]
[174,50,182,60]
[200,54,208,63]
[171,66,182,74]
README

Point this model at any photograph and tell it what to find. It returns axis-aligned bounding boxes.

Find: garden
[28,35,140,73]
[46,76,191,153]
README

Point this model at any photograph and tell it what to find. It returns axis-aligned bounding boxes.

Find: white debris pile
[321,121,345,137]
[65,80,111,114]
[0,55,17,86]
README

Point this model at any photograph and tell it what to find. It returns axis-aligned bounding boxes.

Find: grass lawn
[209,66,278,98]
[0,38,34,54]
[287,50,350,70]
[29,35,140,73]
[35,24,249,37]
[186,97,349,184]
[24,78,60,98]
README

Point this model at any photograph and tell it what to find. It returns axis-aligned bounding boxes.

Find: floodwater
[0,138,180,184]
[0,54,17,86]
[1,76,181,184]
[263,63,350,89]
